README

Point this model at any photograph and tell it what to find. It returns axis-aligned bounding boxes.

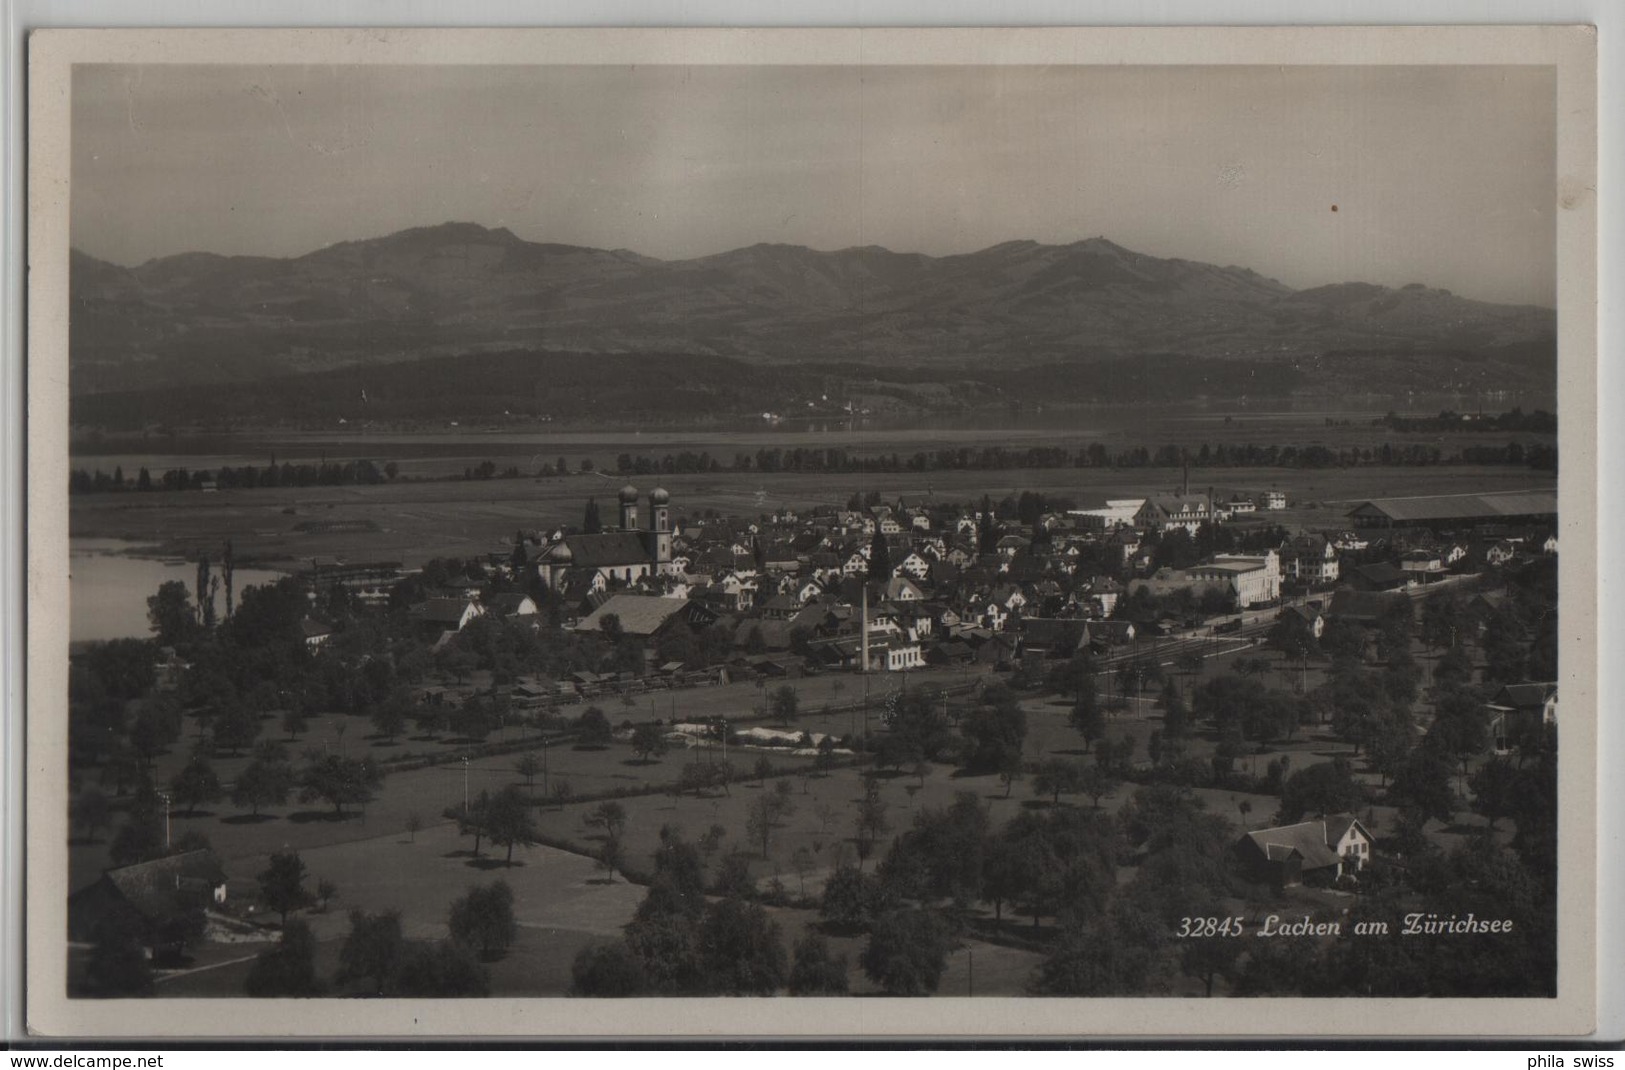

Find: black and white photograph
[24,26,1600,1039]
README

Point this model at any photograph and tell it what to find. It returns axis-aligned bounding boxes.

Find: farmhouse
[1487,682,1558,752]
[1234,815,1373,888]
[68,850,227,959]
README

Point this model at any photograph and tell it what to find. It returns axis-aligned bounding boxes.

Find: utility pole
[462,756,470,812]
[158,792,171,849]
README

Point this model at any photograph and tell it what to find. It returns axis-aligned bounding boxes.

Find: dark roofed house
[1487,682,1558,752]
[1326,589,1409,625]
[1347,562,1409,592]
[408,597,485,632]
[299,616,334,649]
[68,850,227,962]
[573,593,715,638]
[485,593,539,618]
[1234,816,1372,889]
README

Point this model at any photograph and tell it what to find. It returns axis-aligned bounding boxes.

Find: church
[535,484,675,590]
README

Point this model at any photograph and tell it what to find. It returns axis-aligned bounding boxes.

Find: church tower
[618,483,639,532]
[649,487,672,569]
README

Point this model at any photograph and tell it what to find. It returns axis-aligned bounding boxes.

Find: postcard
[25,24,1599,1039]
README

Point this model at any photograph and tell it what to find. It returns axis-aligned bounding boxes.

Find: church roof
[560,532,652,568]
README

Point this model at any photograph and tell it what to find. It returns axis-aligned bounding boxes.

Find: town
[65,469,1560,999]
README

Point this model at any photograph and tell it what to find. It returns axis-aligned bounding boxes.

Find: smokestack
[861,583,870,675]
[1182,450,1190,497]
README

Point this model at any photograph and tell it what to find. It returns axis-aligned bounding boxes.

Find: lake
[70,538,287,643]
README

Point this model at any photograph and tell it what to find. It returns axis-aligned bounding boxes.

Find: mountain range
[69,222,1555,402]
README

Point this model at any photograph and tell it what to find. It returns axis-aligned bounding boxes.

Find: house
[409,597,486,633]
[1262,490,1288,510]
[1134,494,1211,535]
[1399,549,1445,582]
[68,851,227,960]
[1346,562,1408,592]
[1083,619,1136,650]
[894,552,932,582]
[1326,589,1409,626]
[1282,534,1340,585]
[1277,603,1326,640]
[1233,815,1373,888]
[573,593,716,639]
[1487,682,1558,752]
[299,616,334,649]
[484,593,539,618]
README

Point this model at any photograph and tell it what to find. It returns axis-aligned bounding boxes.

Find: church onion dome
[619,483,639,504]
[650,487,670,505]
[547,540,574,562]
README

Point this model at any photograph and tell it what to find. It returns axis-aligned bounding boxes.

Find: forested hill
[70,224,1555,402]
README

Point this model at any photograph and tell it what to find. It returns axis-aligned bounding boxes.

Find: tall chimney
[1182,451,1190,497]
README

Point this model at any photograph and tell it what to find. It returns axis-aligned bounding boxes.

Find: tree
[699,898,788,995]
[298,754,384,816]
[84,913,154,996]
[962,684,1027,774]
[747,793,781,858]
[571,941,647,996]
[1392,745,1457,826]
[583,497,603,534]
[449,880,518,959]
[169,755,223,816]
[369,698,407,744]
[1181,935,1242,997]
[209,705,261,759]
[770,685,800,726]
[820,865,877,932]
[861,909,952,995]
[1032,759,1085,805]
[631,723,670,763]
[1069,684,1105,753]
[853,781,890,866]
[1278,759,1365,823]
[868,527,892,579]
[1077,766,1117,809]
[1469,757,1519,830]
[258,851,315,927]
[245,919,322,996]
[337,909,403,995]
[232,745,295,817]
[146,580,199,645]
[281,707,309,742]
[405,811,424,843]
[389,940,490,996]
[586,801,628,881]
[788,932,849,995]
[485,785,538,867]
[71,788,114,843]
[575,706,613,748]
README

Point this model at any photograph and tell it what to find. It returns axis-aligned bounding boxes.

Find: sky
[71,63,1556,305]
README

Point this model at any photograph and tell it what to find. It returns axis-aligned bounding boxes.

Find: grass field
[68,462,1555,569]
[90,631,1512,998]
